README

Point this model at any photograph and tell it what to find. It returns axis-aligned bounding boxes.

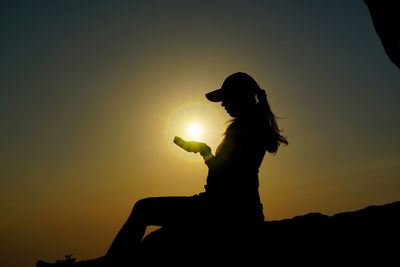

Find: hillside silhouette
[135,200,400,265]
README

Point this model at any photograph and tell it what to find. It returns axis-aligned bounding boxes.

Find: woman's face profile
[221,94,255,118]
[222,94,252,117]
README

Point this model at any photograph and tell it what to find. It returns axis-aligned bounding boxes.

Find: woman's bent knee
[133,198,148,211]
[132,197,158,214]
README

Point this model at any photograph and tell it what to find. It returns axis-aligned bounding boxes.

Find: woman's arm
[173,136,213,157]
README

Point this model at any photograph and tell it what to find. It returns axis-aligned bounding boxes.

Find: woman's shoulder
[228,115,269,139]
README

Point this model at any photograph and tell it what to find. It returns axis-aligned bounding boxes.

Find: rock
[139,201,400,265]
[364,0,400,69]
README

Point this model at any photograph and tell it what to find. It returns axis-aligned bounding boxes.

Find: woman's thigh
[132,196,204,227]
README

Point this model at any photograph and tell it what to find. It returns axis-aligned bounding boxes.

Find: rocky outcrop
[139,201,400,265]
[364,0,400,69]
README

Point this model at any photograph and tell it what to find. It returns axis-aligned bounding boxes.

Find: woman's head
[206,72,288,153]
[206,72,260,110]
[206,73,259,116]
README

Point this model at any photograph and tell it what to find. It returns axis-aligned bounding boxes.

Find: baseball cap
[205,72,261,102]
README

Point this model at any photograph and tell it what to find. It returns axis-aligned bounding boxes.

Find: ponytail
[256,89,288,154]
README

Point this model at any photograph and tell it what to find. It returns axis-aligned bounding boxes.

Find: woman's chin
[225,109,238,117]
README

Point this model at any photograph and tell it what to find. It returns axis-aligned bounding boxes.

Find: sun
[187,123,202,141]
[166,103,225,161]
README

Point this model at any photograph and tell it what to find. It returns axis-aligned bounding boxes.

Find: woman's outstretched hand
[173,136,211,156]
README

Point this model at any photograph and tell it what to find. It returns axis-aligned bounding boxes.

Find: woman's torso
[203,111,269,221]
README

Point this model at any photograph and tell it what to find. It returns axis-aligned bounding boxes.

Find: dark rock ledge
[138,201,400,265]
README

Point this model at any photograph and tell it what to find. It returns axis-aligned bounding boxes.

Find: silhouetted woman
[37,72,288,266]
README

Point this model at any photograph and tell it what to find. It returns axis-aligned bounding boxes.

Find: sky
[1,1,399,266]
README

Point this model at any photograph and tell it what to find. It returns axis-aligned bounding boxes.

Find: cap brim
[205,88,224,102]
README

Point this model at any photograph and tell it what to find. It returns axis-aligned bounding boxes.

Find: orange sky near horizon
[1,1,399,266]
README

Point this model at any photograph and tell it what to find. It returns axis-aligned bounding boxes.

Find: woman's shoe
[37,255,109,267]
[36,255,76,266]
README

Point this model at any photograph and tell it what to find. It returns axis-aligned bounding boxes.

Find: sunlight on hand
[166,103,225,161]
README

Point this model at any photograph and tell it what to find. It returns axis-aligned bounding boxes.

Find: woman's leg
[36,196,203,266]
[105,196,200,260]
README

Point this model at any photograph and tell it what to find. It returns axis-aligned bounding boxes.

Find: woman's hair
[256,89,288,154]
[221,73,288,154]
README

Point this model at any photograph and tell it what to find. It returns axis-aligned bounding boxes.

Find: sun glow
[166,103,225,161]
[187,123,202,141]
